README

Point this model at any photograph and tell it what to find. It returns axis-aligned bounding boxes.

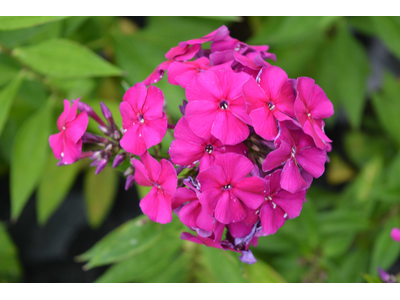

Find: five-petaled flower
[131,151,177,224]
[119,83,167,156]
[49,98,89,165]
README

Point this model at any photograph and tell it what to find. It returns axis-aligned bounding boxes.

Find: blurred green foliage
[1,16,400,283]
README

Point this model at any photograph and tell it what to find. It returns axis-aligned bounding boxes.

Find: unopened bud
[124,166,134,176]
[100,102,116,127]
[95,158,108,175]
[77,101,107,127]
[179,99,188,116]
[113,153,126,168]
[125,175,135,191]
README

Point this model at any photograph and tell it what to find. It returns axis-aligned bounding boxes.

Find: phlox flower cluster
[49,25,334,264]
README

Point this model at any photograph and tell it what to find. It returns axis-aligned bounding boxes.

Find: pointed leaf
[0,16,68,31]
[0,222,22,281]
[243,259,286,283]
[37,154,81,225]
[0,71,24,137]
[372,16,400,60]
[12,38,122,78]
[10,101,51,220]
[83,166,118,228]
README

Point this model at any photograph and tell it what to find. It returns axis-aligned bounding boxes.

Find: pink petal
[173,117,205,146]
[179,25,229,47]
[167,61,197,85]
[280,158,307,193]
[211,110,249,145]
[249,107,278,141]
[57,100,70,131]
[142,85,165,120]
[296,77,315,108]
[308,82,334,119]
[265,169,282,195]
[142,60,172,86]
[141,115,167,149]
[259,202,285,235]
[214,191,246,224]
[296,146,326,178]
[49,132,64,160]
[215,69,250,101]
[179,200,202,228]
[243,76,267,113]
[273,189,306,219]
[140,151,161,183]
[229,95,253,125]
[186,70,222,103]
[196,208,215,232]
[62,137,82,165]
[228,222,253,238]
[171,187,197,210]
[65,98,80,124]
[274,81,296,118]
[215,153,253,184]
[262,140,291,172]
[170,140,204,167]
[197,165,226,191]
[131,158,152,187]
[232,177,265,210]
[139,188,172,224]
[158,159,177,196]
[391,228,400,242]
[175,69,201,89]
[198,153,215,172]
[199,188,224,215]
[185,100,219,139]
[119,124,147,156]
[122,83,147,114]
[209,50,234,65]
[211,36,239,52]
[258,66,289,101]
[119,101,138,130]
[65,112,88,143]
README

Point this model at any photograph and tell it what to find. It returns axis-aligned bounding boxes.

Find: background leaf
[0,16,68,31]
[83,166,118,228]
[37,154,81,225]
[0,222,21,282]
[0,71,24,137]
[10,100,51,220]
[12,39,122,78]
[372,16,400,60]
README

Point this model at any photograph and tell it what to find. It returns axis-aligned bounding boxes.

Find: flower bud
[125,175,135,191]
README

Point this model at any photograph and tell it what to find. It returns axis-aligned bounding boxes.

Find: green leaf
[372,17,400,60]
[77,215,177,269]
[195,16,242,22]
[362,273,383,283]
[369,218,400,274]
[0,16,68,31]
[322,232,355,258]
[333,24,369,129]
[83,166,118,228]
[317,210,369,235]
[37,154,81,225]
[0,223,21,282]
[243,259,286,283]
[0,71,24,137]
[10,100,51,220]
[348,16,376,36]
[95,235,183,283]
[198,247,246,283]
[0,53,21,87]
[371,72,400,147]
[12,39,122,78]
[248,16,340,45]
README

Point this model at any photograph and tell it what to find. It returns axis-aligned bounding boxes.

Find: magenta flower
[391,228,400,242]
[294,77,334,149]
[178,25,229,48]
[131,151,177,224]
[243,66,295,141]
[169,117,248,171]
[119,83,167,156]
[263,121,326,193]
[49,98,89,165]
[197,153,265,224]
[257,170,306,235]
[185,69,252,145]
[171,186,216,235]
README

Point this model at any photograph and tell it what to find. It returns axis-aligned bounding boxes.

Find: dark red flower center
[219,100,229,110]
[222,184,232,190]
[268,101,275,111]
[138,113,145,124]
[205,144,214,154]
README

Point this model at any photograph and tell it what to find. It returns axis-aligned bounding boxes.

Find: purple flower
[391,228,400,242]
[263,121,326,193]
[185,69,252,145]
[49,98,88,165]
[197,153,265,224]
[119,83,167,156]
[131,151,177,224]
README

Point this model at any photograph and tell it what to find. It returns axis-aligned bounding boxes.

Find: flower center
[219,100,229,110]
[138,113,145,124]
[291,146,296,158]
[205,144,214,154]
[62,126,66,130]
[222,184,232,190]
[268,101,275,111]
